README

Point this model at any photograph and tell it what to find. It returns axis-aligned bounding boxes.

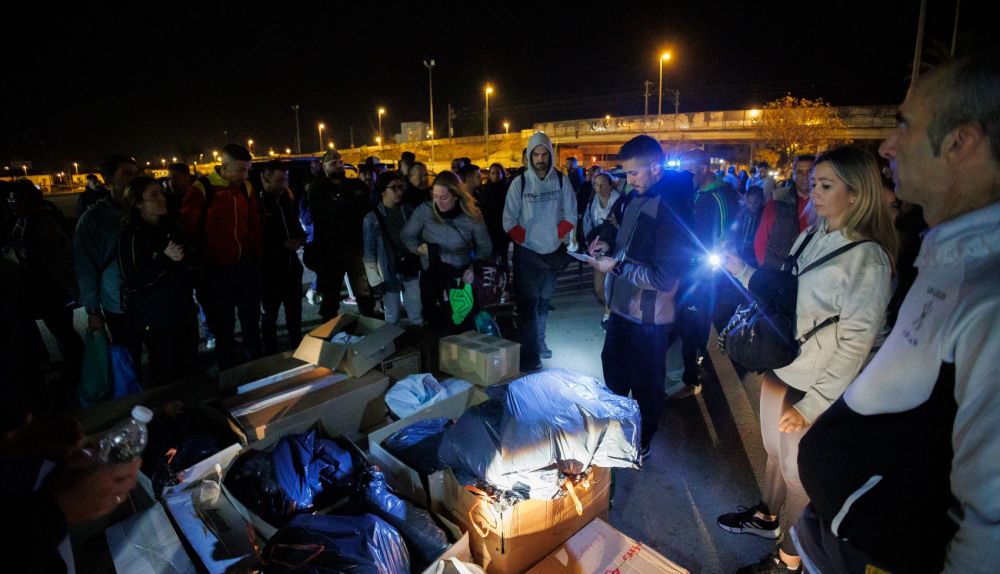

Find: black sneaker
[539,344,553,359]
[717,504,781,539]
[735,550,801,574]
[521,361,543,374]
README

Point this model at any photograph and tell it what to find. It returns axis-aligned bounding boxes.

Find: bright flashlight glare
[708,253,723,269]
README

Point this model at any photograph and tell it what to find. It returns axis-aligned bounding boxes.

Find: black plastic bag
[262,513,410,574]
[361,469,450,571]
[381,417,453,475]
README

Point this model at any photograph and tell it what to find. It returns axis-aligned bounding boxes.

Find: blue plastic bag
[110,344,141,398]
[262,514,409,574]
[78,330,112,407]
[362,469,450,571]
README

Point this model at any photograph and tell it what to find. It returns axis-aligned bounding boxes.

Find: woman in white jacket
[718,146,898,574]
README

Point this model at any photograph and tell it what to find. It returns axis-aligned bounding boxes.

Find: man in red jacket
[180,143,262,368]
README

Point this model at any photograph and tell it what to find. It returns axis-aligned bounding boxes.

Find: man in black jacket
[305,149,373,320]
[259,161,307,353]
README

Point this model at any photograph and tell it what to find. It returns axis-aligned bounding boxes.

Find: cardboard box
[368,386,489,508]
[221,370,391,444]
[527,517,688,573]
[161,445,259,573]
[106,502,198,574]
[439,332,520,388]
[436,467,611,574]
[420,532,473,574]
[378,346,423,381]
[294,313,405,377]
[218,351,314,393]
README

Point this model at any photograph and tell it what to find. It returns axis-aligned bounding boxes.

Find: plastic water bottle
[98,405,154,463]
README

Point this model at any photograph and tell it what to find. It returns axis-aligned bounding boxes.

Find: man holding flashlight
[588,135,694,461]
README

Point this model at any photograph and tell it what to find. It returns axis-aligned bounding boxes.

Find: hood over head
[526,132,555,180]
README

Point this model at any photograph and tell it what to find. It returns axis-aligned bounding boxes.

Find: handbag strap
[372,206,408,255]
[796,239,871,276]
[782,231,817,274]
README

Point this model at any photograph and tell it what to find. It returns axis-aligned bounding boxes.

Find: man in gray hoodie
[503,132,577,371]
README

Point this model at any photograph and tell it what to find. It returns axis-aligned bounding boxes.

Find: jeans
[198,260,262,369]
[602,314,672,448]
[318,256,375,321]
[383,277,422,325]
[512,245,559,368]
[262,260,304,354]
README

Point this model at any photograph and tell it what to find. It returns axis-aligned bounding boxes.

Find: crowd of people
[0,47,997,574]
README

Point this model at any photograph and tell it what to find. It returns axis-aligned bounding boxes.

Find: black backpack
[718,232,870,372]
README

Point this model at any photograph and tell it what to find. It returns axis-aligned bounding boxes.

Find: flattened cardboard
[368,386,489,508]
[106,500,198,574]
[294,313,405,377]
[218,351,313,392]
[437,467,611,574]
[527,518,688,574]
[439,331,520,388]
[222,370,391,444]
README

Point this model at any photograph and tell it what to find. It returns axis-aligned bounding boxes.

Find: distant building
[395,122,431,144]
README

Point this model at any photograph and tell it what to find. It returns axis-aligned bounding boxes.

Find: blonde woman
[718,146,897,574]
[402,170,491,331]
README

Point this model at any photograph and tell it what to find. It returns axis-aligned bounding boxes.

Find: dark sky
[3,1,984,170]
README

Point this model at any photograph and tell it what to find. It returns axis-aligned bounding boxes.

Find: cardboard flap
[293,334,347,368]
[307,314,357,340]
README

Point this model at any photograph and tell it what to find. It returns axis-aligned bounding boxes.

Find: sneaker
[206,337,216,350]
[600,318,609,331]
[539,344,553,359]
[717,504,781,539]
[735,550,801,574]
[521,361,543,374]
[665,379,702,399]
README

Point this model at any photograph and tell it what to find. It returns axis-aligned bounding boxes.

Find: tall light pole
[484,85,493,163]
[503,121,509,135]
[658,52,671,118]
[423,59,436,166]
[73,162,79,175]
[377,108,386,152]
[291,105,302,154]
[247,139,254,157]
[317,123,325,153]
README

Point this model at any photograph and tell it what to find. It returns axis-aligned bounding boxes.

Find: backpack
[718,232,870,372]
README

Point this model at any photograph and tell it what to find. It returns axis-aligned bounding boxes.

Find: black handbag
[718,233,870,372]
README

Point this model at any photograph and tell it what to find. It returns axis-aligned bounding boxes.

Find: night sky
[3,1,985,171]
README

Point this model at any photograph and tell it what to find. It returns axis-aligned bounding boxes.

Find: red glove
[557,221,574,239]
[508,225,527,245]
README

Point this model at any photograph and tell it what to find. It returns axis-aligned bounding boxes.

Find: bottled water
[98,405,153,463]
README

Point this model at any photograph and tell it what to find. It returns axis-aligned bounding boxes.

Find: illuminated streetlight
[247,139,254,156]
[285,147,292,155]
[317,123,325,153]
[172,156,178,163]
[484,85,494,162]
[160,159,166,167]
[146,161,151,166]
[21,165,28,176]
[658,52,672,117]
[328,142,335,150]
[212,150,218,161]
[269,149,275,157]
[503,121,509,135]
[377,108,386,151]
[73,162,79,175]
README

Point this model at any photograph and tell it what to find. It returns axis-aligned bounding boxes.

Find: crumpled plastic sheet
[438,368,641,499]
[381,417,453,475]
[262,513,410,574]
[362,469,450,571]
[385,375,471,420]
[225,431,358,526]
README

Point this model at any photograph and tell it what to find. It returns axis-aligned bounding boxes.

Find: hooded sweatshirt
[502,132,577,255]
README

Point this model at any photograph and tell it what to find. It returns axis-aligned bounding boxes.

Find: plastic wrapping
[362,469,450,571]
[438,369,641,499]
[384,375,471,420]
[381,417,453,475]
[225,431,359,526]
[262,513,410,574]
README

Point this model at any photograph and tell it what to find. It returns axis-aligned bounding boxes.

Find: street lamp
[423,59,436,166]
[285,147,292,155]
[503,121,509,135]
[658,52,671,118]
[172,156,178,163]
[22,165,28,176]
[328,142,335,150]
[484,85,494,163]
[377,108,386,151]
[73,162,79,175]
[291,104,302,154]
[317,123,325,153]
[247,140,254,157]
[212,150,219,162]
[160,159,166,167]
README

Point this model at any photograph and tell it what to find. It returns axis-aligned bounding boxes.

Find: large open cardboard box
[527,517,688,573]
[439,331,520,388]
[294,313,405,377]
[220,370,391,444]
[368,385,489,508]
[435,466,611,574]
[218,351,314,393]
